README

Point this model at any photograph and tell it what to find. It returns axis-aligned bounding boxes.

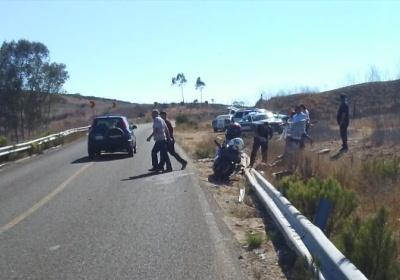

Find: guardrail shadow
[71,153,129,164]
[254,196,297,277]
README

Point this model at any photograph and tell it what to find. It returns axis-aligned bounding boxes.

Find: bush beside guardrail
[245,168,367,280]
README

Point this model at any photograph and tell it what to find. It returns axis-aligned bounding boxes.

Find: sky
[1,0,400,105]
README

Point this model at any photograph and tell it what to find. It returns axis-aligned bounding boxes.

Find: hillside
[48,94,226,132]
[256,79,400,122]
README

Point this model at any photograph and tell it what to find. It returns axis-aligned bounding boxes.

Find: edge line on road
[0,162,93,235]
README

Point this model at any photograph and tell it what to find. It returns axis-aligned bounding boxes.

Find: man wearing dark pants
[337,94,349,152]
[249,122,273,168]
[160,111,188,170]
[147,109,172,172]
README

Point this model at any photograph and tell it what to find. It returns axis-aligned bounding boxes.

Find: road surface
[0,124,244,280]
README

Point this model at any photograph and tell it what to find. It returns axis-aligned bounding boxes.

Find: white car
[212,114,231,132]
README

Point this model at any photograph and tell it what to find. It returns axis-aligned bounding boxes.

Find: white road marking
[49,245,61,251]
[0,163,93,235]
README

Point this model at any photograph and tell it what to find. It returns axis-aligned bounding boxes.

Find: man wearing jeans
[160,111,188,170]
[147,109,172,172]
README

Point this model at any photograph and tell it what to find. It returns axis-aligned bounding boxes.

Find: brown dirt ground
[175,126,287,280]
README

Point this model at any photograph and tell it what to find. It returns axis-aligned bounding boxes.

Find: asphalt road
[0,124,244,280]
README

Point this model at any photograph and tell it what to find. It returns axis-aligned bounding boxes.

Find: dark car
[88,115,137,159]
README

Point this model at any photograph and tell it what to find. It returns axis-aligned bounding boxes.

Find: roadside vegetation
[174,113,218,160]
[0,131,87,165]
[0,40,69,143]
[246,232,265,250]
[254,81,400,278]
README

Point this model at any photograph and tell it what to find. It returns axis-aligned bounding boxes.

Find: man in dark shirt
[249,121,273,168]
[160,111,188,170]
[337,94,349,151]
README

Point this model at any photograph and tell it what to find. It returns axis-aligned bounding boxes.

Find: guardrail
[0,126,90,158]
[245,168,367,280]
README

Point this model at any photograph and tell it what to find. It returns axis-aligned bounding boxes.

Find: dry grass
[257,79,400,122]
[263,146,400,232]
[245,111,400,239]
[174,117,218,160]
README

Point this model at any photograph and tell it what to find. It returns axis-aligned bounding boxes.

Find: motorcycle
[212,137,245,180]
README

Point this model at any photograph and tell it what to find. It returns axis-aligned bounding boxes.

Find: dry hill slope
[256,79,400,122]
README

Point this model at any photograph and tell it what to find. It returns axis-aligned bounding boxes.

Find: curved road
[0,124,244,280]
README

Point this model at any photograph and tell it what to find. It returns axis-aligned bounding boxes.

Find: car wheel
[88,151,96,159]
[213,128,218,132]
[127,145,134,157]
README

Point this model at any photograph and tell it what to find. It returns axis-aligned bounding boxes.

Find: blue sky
[1,0,400,105]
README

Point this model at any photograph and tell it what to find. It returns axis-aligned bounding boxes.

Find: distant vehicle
[227,106,239,116]
[212,114,231,132]
[239,111,285,134]
[88,115,137,159]
[231,108,263,123]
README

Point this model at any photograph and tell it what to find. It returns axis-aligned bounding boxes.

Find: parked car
[212,114,231,132]
[88,115,137,158]
[231,108,263,123]
[239,111,285,134]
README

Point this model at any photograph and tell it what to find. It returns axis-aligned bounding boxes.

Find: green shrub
[30,142,42,154]
[336,208,400,280]
[246,232,264,250]
[0,136,8,147]
[362,156,400,184]
[279,175,358,236]
[175,114,190,125]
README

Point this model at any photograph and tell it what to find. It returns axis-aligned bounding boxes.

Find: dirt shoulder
[175,124,288,280]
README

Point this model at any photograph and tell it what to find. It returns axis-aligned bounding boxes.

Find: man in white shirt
[300,104,311,134]
[147,109,172,172]
[292,105,307,123]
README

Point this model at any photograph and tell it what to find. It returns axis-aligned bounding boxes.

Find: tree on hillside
[195,77,206,103]
[0,39,69,141]
[172,73,187,103]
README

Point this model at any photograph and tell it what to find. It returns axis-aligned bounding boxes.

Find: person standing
[337,94,349,152]
[249,121,273,168]
[160,111,188,170]
[147,109,172,172]
[299,104,311,134]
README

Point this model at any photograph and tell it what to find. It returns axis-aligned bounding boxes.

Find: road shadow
[71,153,129,164]
[121,171,165,181]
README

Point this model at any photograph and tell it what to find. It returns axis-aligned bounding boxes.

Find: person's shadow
[330,150,346,160]
[121,171,164,181]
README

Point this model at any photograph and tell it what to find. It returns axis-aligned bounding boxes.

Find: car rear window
[93,118,125,129]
